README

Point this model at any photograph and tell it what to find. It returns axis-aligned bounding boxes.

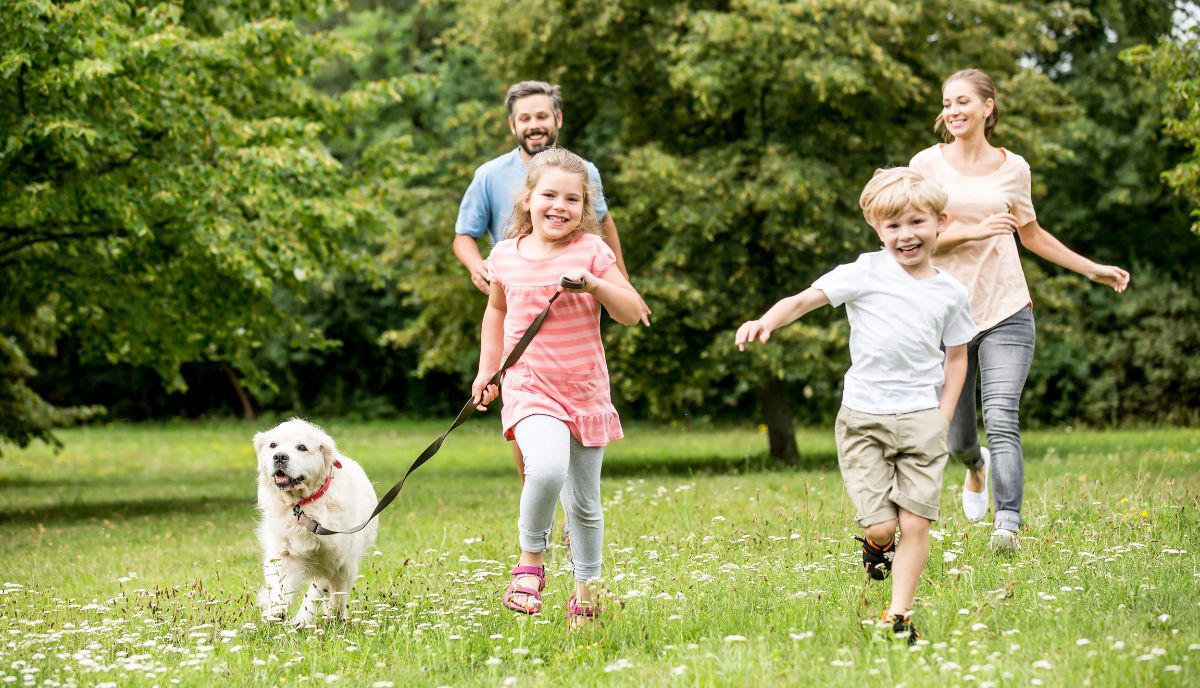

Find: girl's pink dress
[488,232,623,447]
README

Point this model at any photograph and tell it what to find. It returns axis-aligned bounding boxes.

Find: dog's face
[253,419,336,499]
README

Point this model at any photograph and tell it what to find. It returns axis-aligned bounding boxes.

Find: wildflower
[484,657,501,666]
[723,635,747,642]
[1032,660,1053,670]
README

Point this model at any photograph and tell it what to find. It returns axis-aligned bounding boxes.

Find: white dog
[254,418,378,625]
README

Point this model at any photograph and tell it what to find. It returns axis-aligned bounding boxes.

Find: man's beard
[517,128,558,157]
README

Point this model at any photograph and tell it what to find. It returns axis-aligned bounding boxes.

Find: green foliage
[1123,20,1200,236]
[1027,264,1200,427]
[0,0,411,451]
[453,1,1073,435]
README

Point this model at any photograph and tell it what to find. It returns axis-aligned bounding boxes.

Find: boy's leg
[889,508,931,614]
[835,406,899,578]
[976,307,1035,534]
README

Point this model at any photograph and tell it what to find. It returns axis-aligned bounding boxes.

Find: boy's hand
[735,320,772,351]
[471,371,499,411]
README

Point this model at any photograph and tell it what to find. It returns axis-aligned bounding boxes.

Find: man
[453,80,642,301]
[453,80,649,489]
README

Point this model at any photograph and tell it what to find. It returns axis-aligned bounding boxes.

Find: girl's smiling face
[526,168,585,242]
[941,79,993,140]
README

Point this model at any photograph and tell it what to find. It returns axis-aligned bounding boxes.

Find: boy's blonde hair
[506,147,602,241]
[859,167,947,226]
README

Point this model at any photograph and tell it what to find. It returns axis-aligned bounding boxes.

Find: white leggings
[513,414,605,582]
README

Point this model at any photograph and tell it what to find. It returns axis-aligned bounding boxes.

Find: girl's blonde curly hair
[506,147,602,242]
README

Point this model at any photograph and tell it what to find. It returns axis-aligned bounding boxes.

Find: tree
[1123,9,1200,236]
[453,0,1078,463]
[0,1,411,452]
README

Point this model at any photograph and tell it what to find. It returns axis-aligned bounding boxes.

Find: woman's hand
[972,212,1019,241]
[471,370,499,411]
[1086,263,1130,293]
[735,320,772,351]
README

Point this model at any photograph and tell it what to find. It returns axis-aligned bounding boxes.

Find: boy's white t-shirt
[812,250,977,415]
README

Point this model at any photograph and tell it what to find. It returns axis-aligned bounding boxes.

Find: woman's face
[941,79,993,140]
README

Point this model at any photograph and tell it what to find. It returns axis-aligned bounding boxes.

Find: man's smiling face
[509,94,562,158]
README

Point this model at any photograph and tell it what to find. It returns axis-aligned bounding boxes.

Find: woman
[910,69,1129,552]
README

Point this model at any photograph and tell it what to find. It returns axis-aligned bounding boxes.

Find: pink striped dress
[488,232,623,447]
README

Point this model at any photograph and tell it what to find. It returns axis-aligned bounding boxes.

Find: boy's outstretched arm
[939,344,968,422]
[735,287,830,351]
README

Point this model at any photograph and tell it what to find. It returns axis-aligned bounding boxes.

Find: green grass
[1,420,1198,686]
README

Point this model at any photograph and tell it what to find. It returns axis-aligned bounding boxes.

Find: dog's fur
[254,418,378,625]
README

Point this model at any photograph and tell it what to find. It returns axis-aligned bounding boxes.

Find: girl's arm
[561,266,644,326]
[735,287,831,351]
[471,282,507,410]
[1016,220,1130,292]
[939,344,968,422]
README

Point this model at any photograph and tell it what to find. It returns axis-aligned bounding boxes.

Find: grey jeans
[513,414,605,582]
[948,306,1035,532]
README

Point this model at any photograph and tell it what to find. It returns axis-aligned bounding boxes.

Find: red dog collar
[294,459,342,507]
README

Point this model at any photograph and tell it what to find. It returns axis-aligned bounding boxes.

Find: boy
[735,167,975,643]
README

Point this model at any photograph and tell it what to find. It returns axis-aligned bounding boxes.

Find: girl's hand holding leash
[559,268,591,293]
[471,372,499,411]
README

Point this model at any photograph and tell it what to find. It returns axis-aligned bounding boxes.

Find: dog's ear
[252,431,269,455]
[318,431,337,468]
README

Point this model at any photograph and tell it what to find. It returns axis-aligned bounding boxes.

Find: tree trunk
[222,361,257,421]
[759,376,799,466]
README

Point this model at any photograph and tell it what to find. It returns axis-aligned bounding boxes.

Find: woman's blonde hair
[506,147,601,241]
[935,68,999,143]
[859,167,947,226]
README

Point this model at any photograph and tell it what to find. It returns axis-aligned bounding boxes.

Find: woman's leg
[976,307,1036,532]
[560,436,605,606]
[948,339,982,471]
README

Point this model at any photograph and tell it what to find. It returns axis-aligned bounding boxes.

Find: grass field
[1,420,1198,686]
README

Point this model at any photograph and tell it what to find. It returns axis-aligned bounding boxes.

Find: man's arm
[600,212,651,325]
[453,234,491,294]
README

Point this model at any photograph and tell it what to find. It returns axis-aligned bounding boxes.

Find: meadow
[1,420,1197,687]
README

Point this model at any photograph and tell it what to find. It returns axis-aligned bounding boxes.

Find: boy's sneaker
[854,536,895,580]
[989,527,1018,553]
[882,611,920,645]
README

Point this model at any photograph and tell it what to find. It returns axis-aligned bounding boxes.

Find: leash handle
[298,279,577,536]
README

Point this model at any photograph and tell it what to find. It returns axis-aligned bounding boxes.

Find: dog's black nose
[273,453,289,467]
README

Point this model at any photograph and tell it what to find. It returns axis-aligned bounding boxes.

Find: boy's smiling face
[872,206,946,276]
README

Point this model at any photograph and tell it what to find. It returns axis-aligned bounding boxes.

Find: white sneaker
[989,527,1018,553]
[961,447,990,522]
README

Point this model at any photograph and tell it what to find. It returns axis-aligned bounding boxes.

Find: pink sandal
[566,593,598,627]
[502,564,546,614]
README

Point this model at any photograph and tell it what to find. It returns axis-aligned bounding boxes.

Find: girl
[471,147,643,627]
[909,69,1129,551]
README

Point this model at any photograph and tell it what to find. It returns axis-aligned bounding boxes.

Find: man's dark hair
[505,81,563,117]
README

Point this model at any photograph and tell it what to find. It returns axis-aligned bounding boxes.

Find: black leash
[294,276,585,536]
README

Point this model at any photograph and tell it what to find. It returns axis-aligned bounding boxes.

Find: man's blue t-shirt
[454,148,608,245]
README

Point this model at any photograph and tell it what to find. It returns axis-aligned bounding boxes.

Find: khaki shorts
[834,405,949,526]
